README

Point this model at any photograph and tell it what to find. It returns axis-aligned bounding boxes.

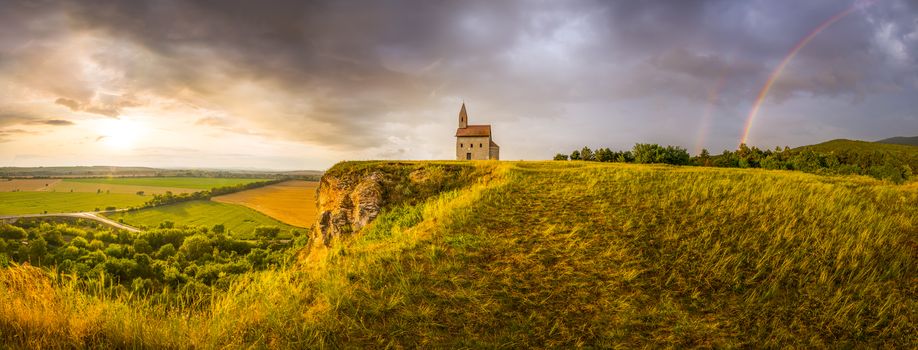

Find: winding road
[0,211,142,232]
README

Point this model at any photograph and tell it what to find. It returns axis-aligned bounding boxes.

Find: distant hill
[795,138,918,155]
[0,165,323,179]
[876,136,918,146]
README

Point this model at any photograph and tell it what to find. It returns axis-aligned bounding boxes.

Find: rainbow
[695,74,727,154]
[740,2,874,146]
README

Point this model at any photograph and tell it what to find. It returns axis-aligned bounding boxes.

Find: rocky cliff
[311,162,485,247]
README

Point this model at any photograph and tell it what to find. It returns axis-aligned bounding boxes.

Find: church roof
[489,140,499,148]
[455,124,491,137]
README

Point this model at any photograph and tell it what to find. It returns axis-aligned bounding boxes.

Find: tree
[45,230,65,246]
[212,224,226,234]
[88,239,105,251]
[0,224,27,240]
[254,226,281,240]
[133,238,152,255]
[632,143,665,164]
[159,221,175,229]
[697,148,712,166]
[28,237,48,262]
[156,243,177,259]
[580,146,595,161]
[570,150,581,160]
[553,153,569,161]
[70,236,88,249]
[180,235,212,261]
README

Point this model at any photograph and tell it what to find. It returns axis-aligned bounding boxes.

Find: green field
[105,200,299,237]
[64,177,271,190]
[2,161,915,348]
[0,192,148,215]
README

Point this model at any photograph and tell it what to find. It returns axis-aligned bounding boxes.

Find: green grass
[1,161,915,348]
[0,192,148,215]
[64,177,271,190]
[105,200,299,238]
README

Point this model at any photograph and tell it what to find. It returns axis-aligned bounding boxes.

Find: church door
[466,153,471,160]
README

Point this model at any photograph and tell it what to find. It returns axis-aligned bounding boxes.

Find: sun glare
[98,118,144,150]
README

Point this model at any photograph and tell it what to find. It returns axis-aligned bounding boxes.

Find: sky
[0,0,916,170]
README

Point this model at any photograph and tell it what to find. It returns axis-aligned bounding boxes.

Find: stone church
[455,103,499,160]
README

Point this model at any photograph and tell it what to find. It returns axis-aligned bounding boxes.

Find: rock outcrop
[310,162,487,248]
[314,171,385,246]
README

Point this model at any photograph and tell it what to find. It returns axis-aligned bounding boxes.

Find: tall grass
[0,161,915,348]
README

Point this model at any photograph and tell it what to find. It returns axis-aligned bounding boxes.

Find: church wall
[489,145,500,160]
[456,136,491,160]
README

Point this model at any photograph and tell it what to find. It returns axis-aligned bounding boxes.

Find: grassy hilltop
[1,161,916,348]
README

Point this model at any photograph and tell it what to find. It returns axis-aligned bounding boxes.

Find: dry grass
[212,180,318,228]
[1,161,915,348]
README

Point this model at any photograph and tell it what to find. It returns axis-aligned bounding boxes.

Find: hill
[1,161,915,348]
[796,138,918,154]
[0,166,323,180]
[877,135,918,146]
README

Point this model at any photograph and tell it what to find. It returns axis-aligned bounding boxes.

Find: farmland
[0,177,279,215]
[0,192,148,215]
[65,177,271,190]
[105,200,300,238]
[0,179,61,192]
[48,180,198,195]
[212,180,318,227]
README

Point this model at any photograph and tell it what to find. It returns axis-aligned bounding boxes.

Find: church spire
[459,102,468,129]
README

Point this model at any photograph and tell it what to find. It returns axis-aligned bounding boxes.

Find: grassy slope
[0,192,148,215]
[64,177,271,190]
[105,200,299,238]
[1,161,915,348]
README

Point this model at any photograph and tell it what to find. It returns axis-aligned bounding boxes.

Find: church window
[460,143,464,147]
[479,143,483,147]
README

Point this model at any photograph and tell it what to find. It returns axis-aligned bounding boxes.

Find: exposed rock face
[310,162,483,248]
[314,172,385,246]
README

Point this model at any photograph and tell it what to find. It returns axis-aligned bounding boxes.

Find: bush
[180,235,212,261]
[254,226,281,239]
[0,224,27,240]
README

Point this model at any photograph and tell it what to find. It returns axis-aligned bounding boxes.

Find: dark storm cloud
[2,0,917,153]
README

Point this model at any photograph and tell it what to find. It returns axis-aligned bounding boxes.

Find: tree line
[555,143,915,183]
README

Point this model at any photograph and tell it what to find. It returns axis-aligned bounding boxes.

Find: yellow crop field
[0,179,60,192]
[212,180,317,228]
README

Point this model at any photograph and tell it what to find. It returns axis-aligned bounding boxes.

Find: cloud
[36,119,75,126]
[54,95,139,118]
[0,0,917,162]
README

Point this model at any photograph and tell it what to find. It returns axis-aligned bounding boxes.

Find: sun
[98,118,144,150]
